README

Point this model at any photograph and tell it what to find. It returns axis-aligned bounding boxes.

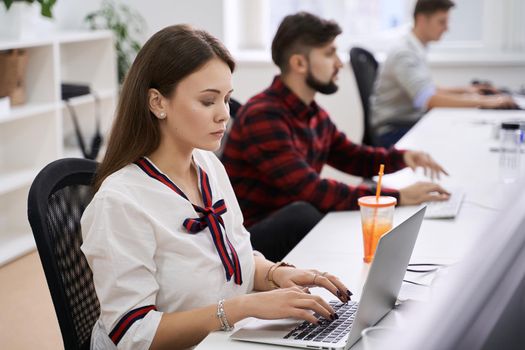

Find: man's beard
[305,68,338,95]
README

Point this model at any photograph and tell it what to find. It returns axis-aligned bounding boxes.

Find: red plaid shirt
[222,76,406,227]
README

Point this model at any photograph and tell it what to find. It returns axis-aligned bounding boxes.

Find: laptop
[230,207,426,350]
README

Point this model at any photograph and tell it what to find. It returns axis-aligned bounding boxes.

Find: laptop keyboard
[424,191,465,219]
[283,301,358,344]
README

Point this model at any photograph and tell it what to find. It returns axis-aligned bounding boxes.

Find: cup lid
[501,122,520,130]
[358,196,397,208]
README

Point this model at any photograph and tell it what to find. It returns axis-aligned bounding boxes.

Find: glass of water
[361,326,397,350]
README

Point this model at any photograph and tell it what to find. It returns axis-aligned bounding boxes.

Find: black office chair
[349,47,379,146]
[27,158,100,350]
[216,97,242,158]
[229,97,242,119]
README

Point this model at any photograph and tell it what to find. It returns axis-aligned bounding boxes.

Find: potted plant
[1,0,57,39]
[2,0,56,18]
[85,0,146,84]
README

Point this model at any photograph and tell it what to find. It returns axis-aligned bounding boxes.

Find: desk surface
[196,108,525,349]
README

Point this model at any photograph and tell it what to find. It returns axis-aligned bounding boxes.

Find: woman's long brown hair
[94,24,235,191]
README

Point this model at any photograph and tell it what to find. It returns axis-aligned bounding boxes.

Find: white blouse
[81,150,256,350]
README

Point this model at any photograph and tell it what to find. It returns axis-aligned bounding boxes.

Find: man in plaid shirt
[222,12,448,259]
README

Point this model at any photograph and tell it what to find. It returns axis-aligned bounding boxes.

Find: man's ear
[288,53,308,75]
[414,13,429,27]
[148,88,167,120]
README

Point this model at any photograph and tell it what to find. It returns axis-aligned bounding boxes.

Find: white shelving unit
[0,30,117,266]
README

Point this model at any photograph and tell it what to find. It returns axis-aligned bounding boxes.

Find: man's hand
[481,95,519,109]
[403,151,449,180]
[399,182,450,206]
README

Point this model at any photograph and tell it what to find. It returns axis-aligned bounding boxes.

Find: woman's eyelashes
[200,97,231,107]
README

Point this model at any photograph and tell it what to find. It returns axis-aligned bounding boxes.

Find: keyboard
[283,301,358,343]
[424,191,465,219]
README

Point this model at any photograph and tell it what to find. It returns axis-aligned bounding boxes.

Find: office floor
[0,250,63,349]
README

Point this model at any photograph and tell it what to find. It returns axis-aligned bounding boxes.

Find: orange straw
[375,164,385,201]
[367,164,385,263]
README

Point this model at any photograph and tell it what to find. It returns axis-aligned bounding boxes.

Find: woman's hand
[272,267,352,304]
[241,287,337,324]
[403,151,448,180]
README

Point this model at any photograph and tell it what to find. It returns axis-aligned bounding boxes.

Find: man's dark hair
[414,0,455,20]
[271,12,341,73]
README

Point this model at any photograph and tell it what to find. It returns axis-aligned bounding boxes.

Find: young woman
[81,25,352,350]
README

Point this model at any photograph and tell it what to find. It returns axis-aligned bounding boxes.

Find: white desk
[196,108,525,349]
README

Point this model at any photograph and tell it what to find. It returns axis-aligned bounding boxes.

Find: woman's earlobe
[148,88,166,118]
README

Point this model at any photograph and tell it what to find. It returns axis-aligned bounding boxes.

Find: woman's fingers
[290,292,336,321]
[310,272,352,303]
[291,309,320,324]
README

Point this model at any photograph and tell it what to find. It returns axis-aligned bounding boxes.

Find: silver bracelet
[216,299,233,331]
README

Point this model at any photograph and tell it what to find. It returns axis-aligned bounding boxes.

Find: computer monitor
[391,181,525,350]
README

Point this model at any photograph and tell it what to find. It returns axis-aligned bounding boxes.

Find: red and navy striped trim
[135,158,187,198]
[109,305,157,345]
[134,157,243,285]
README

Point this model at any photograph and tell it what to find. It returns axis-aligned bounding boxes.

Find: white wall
[53,0,224,41]
[51,0,525,150]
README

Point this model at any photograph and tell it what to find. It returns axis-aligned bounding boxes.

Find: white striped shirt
[81,150,255,350]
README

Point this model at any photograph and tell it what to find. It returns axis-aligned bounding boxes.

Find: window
[268,0,485,52]
[268,0,413,51]
[226,0,525,55]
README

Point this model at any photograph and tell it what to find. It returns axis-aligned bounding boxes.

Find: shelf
[0,89,116,124]
[0,30,112,51]
[0,90,115,125]
[0,38,53,51]
[63,145,107,162]
[59,88,116,108]
[57,30,113,44]
[0,231,35,266]
[0,29,117,270]
[0,169,39,195]
[0,102,56,124]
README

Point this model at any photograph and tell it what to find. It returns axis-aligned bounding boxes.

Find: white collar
[407,31,428,58]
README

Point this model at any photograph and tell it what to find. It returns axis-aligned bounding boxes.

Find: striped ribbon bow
[135,157,243,285]
[183,199,227,232]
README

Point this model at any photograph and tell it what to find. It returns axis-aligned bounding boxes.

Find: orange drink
[358,196,396,263]
[361,219,393,263]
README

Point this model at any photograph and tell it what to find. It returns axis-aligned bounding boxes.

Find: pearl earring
[159,112,166,119]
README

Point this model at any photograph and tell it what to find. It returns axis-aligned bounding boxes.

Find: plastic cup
[358,196,397,263]
[361,326,397,350]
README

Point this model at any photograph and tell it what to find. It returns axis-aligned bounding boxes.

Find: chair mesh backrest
[216,97,243,159]
[28,158,100,350]
[229,97,242,119]
[46,184,100,347]
[349,47,379,146]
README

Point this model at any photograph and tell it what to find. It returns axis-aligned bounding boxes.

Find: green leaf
[37,0,56,18]
[4,0,14,10]
[80,0,146,84]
